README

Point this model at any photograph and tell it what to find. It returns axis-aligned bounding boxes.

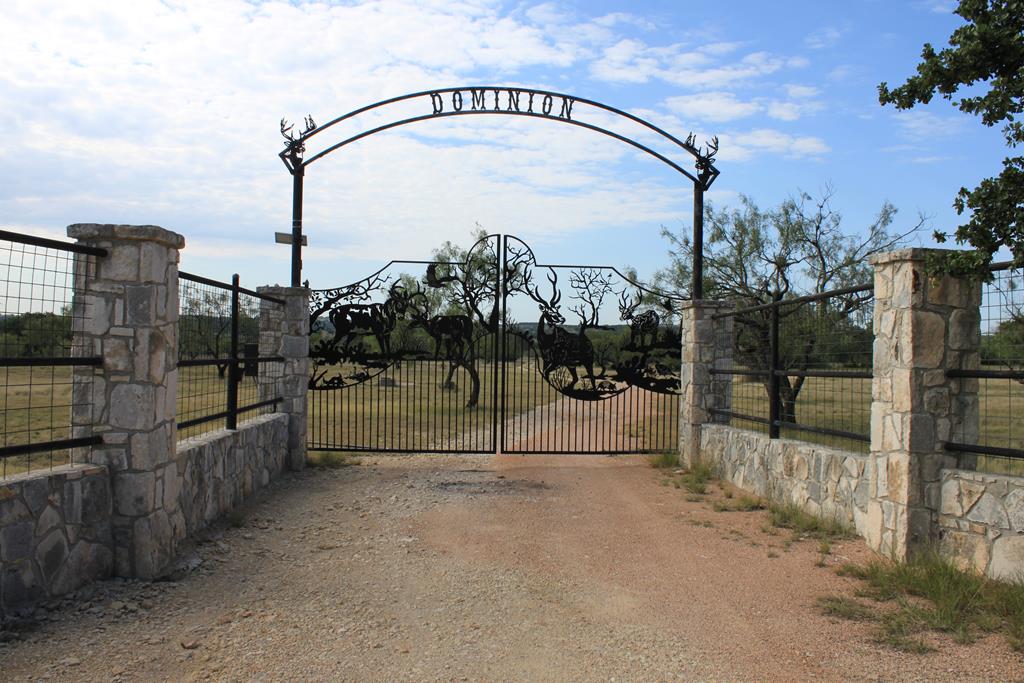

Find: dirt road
[1,454,1021,681]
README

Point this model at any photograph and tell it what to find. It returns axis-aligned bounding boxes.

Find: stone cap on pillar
[256,285,311,297]
[868,247,961,267]
[68,224,185,249]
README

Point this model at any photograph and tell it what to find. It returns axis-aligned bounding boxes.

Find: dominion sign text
[429,88,575,121]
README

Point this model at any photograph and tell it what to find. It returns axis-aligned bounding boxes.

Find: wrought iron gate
[307,235,683,454]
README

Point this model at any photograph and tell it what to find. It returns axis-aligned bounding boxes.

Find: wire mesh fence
[947,263,1024,476]
[712,284,874,453]
[177,272,284,441]
[0,230,104,479]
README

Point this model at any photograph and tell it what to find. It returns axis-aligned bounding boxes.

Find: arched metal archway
[279,86,720,296]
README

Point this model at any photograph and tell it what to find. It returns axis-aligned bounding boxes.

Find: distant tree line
[0,311,72,357]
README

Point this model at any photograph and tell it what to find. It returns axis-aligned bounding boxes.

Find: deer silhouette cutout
[618,291,660,349]
[527,270,596,391]
[329,283,414,357]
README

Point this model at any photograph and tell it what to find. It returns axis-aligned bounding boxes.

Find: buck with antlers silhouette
[527,269,597,391]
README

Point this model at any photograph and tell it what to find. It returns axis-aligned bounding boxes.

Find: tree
[415,227,502,407]
[656,187,918,301]
[656,188,919,422]
[878,0,1024,275]
[0,311,72,357]
[179,290,232,377]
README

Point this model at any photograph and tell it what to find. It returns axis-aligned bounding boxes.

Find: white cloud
[721,129,830,161]
[665,85,823,123]
[893,110,965,138]
[765,99,823,121]
[589,39,802,90]
[591,12,656,31]
[805,26,842,49]
[828,64,855,81]
[665,92,760,122]
[916,1,957,13]
[784,84,820,99]
[524,2,572,25]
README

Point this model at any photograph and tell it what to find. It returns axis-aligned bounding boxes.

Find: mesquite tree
[655,187,921,422]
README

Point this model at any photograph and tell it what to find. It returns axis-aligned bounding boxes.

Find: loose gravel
[1,453,1021,682]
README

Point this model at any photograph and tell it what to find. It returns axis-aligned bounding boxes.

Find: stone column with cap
[257,286,310,471]
[867,248,981,559]
[69,223,184,579]
[679,300,734,467]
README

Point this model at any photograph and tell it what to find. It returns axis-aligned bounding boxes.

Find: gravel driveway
[1,453,1021,681]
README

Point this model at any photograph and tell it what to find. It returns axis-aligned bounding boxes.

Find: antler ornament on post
[685,132,719,181]
[280,115,318,161]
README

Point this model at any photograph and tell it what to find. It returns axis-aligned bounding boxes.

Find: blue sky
[0,0,1009,290]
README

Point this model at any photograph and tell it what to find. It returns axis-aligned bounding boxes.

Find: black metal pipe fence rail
[944,262,1024,474]
[177,272,285,440]
[710,283,875,452]
[0,230,105,478]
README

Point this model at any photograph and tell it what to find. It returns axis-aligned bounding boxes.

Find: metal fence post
[226,274,240,430]
[768,291,781,439]
[692,184,704,300]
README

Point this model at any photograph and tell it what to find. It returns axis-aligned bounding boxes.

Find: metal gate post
[768,291,781,439]
[693,183,704,300]
[493,235,504,453]
[226,274,240,430]
[290,164,304,287]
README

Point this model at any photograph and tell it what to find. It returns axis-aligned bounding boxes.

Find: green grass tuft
[817,596,877,622]
[767,501,853,540]
[676,462,715,494]
[875,607,937,654]
[712,495,765,513]
[648,451,680,469]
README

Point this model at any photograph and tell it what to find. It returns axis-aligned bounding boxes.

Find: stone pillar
[257,286,309,471]
[68,224,184,579]
[867,248,981,559]
[679,300,734,467]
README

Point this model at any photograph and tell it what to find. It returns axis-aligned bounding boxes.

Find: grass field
[2,364,1022,478]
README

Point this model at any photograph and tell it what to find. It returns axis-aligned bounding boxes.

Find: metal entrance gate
[307,235,683,454]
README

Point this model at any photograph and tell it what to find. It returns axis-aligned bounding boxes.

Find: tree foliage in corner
[878,0,1024,275]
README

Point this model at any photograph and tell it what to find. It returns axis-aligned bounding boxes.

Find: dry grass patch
[712,494,765,512]
[647,451,680,469]
[828,551,1024,653]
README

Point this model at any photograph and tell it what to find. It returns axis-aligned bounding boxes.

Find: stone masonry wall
[701,425,871,536]
[175,414,289,538]
[0,465,113,619]
[939,468,1024,580]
